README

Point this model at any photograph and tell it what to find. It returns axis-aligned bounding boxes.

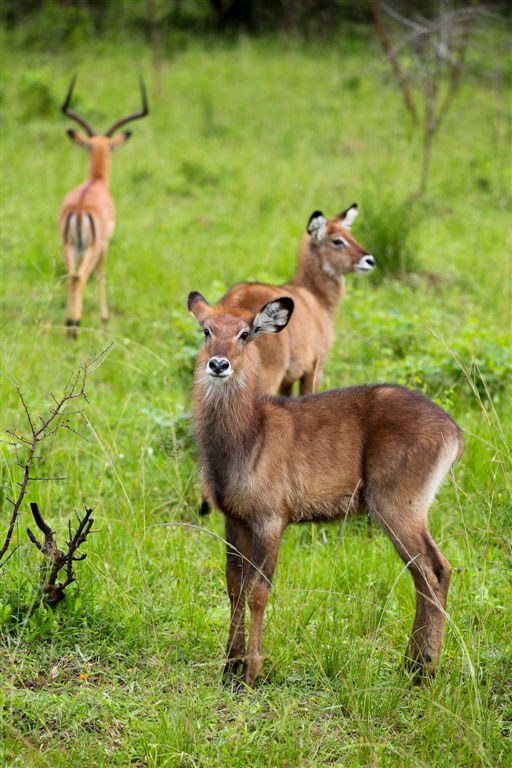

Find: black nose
[363,255,375,267]
[208,357,230,375]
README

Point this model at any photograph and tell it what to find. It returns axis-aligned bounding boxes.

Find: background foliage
[1,5,511,767]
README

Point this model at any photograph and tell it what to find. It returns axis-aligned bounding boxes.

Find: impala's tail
[62,210,98,336]
[63,211,96,276]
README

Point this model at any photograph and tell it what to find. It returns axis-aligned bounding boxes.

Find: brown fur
[220,207,374,396]
[59,133,131,336]
[189,294,463,688]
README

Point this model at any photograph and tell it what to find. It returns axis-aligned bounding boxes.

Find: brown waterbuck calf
[220,204,375,397]
[188,292,463,689]
[58,75,149,336]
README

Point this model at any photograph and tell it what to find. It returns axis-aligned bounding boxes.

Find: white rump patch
[421,438,460,510]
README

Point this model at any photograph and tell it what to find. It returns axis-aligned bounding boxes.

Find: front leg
[243,518,285,688]
[224,517,252,679]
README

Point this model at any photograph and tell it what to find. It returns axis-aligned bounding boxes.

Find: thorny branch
[27,502,95,606]
[0,345,111,567]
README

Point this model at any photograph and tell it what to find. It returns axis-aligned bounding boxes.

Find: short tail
[63,211,96,273]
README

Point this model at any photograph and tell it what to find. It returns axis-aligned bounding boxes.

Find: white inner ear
[253,302,290,334]
[341,207,358,229]
[308,216,327,241]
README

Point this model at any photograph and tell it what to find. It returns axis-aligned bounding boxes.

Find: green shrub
[358,191,419,279]
[19,72,58,119]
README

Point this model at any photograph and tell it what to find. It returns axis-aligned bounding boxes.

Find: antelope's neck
[292,239,344,317]
[192,363,263,479]
[89,146,111,185]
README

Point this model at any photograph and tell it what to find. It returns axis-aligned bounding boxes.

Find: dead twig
[0,345,111,567]
[27,502,95,606]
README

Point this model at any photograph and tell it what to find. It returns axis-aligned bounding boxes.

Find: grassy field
[1,24,511,768]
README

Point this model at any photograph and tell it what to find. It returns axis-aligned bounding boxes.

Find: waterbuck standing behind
[220,204,375,397]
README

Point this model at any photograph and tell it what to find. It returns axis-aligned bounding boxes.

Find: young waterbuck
[188,292,462,689]
[220,204,375,397]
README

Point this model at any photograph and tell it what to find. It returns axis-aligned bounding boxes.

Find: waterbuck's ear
[338,203,358,229]
[187,291,211,325]
[250,297,294,339]
[307,210,327,241]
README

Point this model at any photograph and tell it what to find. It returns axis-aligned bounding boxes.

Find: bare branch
[375,1,481,195]
[371,1,418,123]
[436,9,475,130]
[381,2,430,33]
[6,430,33,446]
[0,545,19,569]
[17,387,36,436]
[23,476,67,482]
[1,347,110,567]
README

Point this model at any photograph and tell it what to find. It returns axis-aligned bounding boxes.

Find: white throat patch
[322,261,343,285]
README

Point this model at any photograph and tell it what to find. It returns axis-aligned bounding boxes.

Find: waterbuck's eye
[203,328,210,338]
[239,331,249,342]
[331,237,346,248]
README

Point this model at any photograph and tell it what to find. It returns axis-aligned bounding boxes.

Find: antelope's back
[220,282,332,391]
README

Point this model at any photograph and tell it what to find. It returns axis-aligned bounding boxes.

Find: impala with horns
[58,75,149,336]
[188,291,463,689]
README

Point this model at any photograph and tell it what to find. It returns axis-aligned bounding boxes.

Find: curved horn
[61,74,95,137]
[105,77,149,137]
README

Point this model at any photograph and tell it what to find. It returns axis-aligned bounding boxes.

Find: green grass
[1,25,511,767]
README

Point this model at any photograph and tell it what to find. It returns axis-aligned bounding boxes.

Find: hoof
[233,679,251,695]
[199,499,211,516]
[404,652,436,684]
[222,657,243,682]
[65,318,80,338]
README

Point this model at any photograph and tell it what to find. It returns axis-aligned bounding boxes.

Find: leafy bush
[343,295,512,404]
[13,0,95,50]
[358,191,419,279]
[19,72,59,119]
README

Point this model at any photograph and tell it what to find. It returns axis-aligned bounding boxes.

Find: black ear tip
[351,202,358,209]
[66,129,75,138]
[278,296,294,314]
[124,130,132,138]
[308,209,323,223]
[307,210,325,233]
[187,291,207,311]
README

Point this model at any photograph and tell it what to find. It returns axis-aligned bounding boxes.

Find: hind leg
[63,245,79,337]
[97,248,109,324]
[66,248,99,335]
[371,500,451,679]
